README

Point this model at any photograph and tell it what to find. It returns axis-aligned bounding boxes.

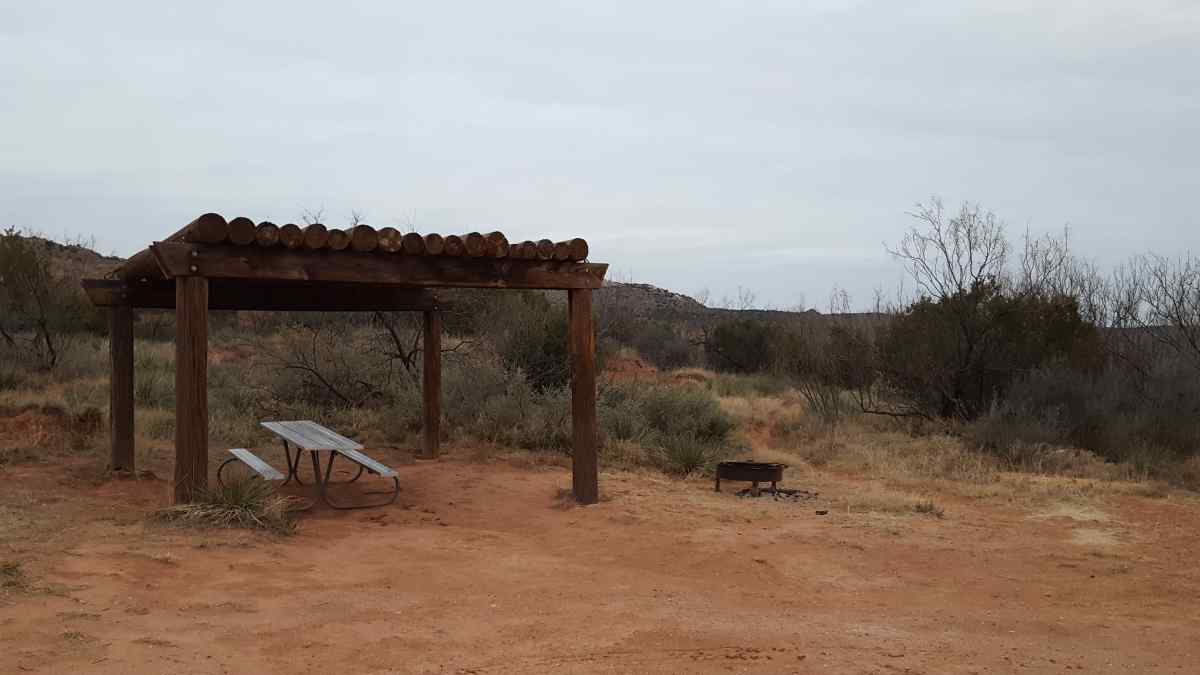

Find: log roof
[89,214,606,306]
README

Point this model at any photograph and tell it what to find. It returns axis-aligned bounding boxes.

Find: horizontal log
[566,238,588,261]
[536,239,555,260]
[464,232,485,257]
[424,233,445,256]
[82,279,439,312]
[256,222,280,247]
[553,241,571,261]
[484,231,509,258]
[116,213,232,280]
[279,224,304,249]
[118,249,163,281]
[150,242,608,290]
[228,217,257,246]
[402,232,426,255]
[327,229,350,251]
[444,235,465,257]
[182,213,228,244]
[378,227,403,253]
[304,224,330,250]
[351,225,379,252]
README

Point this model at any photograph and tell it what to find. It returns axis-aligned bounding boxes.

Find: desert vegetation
[1,202,1198,505]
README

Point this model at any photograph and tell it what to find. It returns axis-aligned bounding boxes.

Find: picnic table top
[260,420,364,452]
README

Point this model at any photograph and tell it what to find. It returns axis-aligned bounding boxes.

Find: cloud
[1,0,1197,306]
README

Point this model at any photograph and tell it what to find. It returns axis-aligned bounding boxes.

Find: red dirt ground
[2,450,1199,674]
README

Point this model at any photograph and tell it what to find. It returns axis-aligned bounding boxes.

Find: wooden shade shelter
[83,214,607,505]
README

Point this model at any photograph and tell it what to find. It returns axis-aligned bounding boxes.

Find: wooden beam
[568,288,599,505]
[109,305,135,472]
[150,242,608,290]
[421,310,442,460]
[173,276,209,504]
[82,279,439,312]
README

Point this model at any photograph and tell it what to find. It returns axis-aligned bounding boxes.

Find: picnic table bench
[217,420,399,510]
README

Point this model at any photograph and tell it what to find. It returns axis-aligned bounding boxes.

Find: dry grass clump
[829,482,946,518]
[150,478,298,535]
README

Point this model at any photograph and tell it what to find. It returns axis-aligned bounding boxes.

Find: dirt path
[3,453,1199,673]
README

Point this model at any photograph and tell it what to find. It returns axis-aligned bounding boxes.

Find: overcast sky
[3,1,1197,308]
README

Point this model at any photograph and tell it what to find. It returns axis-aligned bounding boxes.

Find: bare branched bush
[0,229,96,370]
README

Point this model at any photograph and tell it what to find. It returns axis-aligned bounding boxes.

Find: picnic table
[216,420,399,510]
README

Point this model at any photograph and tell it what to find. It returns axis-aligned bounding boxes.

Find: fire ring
[714,461,786,494]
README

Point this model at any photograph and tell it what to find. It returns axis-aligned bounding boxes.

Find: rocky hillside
[8,234,124,280]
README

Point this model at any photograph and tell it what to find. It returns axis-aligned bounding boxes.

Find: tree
[0,229,92,370]
[873,200,1100,419]
[702,318,774,373]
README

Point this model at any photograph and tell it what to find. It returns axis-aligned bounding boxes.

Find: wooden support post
[421,310,442,459]
[173,276,209,504]
[568,289,599,504]
[109,305,135,472]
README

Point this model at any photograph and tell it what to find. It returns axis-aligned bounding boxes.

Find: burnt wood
[82,279,438,312]
[150,242,608,290]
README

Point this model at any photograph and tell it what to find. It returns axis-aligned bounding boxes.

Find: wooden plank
[151,243,608,290]
[421,310,441,460]
[173,276,209,504]
[82,279,439,312]
[336,448,397,478]
[228,448,285,480]
[109,305,135,472]
[568,288,599,504]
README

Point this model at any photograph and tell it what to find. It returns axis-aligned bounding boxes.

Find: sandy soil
[3,449,1200,674]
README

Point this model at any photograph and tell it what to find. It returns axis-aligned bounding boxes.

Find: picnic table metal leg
[282,440,305,487]
[310,450,400,510]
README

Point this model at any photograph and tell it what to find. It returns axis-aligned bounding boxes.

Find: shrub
[599,382,735,475]
[707,372,790,398]
[651,435,729,475]
[150,477,297,534]
[1,561,28,590]
[971,362,1200,467]
[880,282,1101,420]
[630,320,696,370]
[0,230,101,370]
[703,318,774,373]
[134,342,175,407]
[0,365,25,392]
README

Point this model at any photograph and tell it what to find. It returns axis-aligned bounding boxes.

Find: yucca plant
[150,477,299,534]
